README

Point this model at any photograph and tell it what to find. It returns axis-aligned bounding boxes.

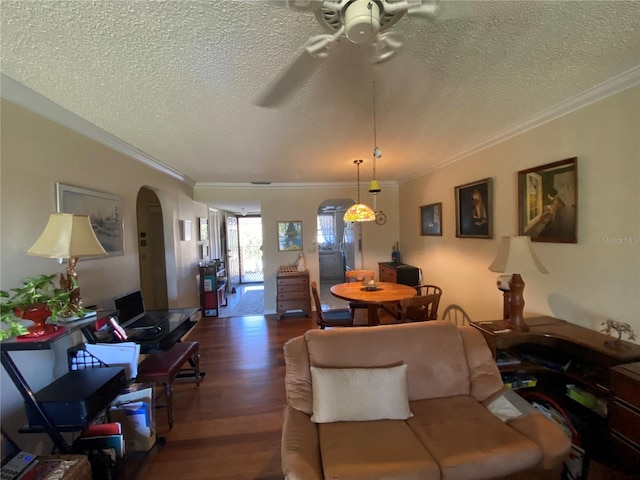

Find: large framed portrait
[518,157,577,243]
[56,183,123,256]
[455,178,493,239]
[420,203,442,236]
[277,221,303,252]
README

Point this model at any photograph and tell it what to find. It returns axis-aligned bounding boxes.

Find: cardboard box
[109,385,156,452]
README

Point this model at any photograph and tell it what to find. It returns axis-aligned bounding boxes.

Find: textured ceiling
[1,0,639,188]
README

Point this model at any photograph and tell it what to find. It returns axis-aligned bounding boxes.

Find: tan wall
[194,184,401,312]
[0,99,202,450]
[399,86,640,338]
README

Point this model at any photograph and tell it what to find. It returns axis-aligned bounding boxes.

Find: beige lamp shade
[488,236,548,274]
[27,213,107,259]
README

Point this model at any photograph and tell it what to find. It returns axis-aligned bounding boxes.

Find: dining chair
[441,304,471,326]
[310,281,354,329]
[398,294,441,322]
[344,270,379,320]
[396,284,442,319]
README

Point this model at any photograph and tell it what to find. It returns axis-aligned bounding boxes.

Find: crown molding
[399,65,640,184]
[194,181,398,189]
[1,73,192,185]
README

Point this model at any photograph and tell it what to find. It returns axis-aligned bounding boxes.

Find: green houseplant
[0,274,78,339]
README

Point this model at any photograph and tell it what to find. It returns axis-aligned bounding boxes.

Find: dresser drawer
[611,363,640,410]
[278,282,307,293]
[277,291,309,301]
[379,266,397,283]
[277,277,309,287]
[610,400,640,445]
[277,300,310,312]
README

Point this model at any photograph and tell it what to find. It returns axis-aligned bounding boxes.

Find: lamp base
[507,273,529,332]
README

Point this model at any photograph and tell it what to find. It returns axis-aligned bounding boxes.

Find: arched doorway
[317,199,359,306]
[136,187,168,310]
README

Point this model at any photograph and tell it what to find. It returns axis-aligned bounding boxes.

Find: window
[317,213,336,246]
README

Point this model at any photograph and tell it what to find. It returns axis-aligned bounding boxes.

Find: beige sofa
[281,321,571,480]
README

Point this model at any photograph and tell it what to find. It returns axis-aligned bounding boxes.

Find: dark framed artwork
[56,182,123,256]
[518,157,577,243]
[420,203,442,236]
[455,178,493,239]
[277,221,303,252]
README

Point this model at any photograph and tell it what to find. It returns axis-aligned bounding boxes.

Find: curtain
[318,213,336,246]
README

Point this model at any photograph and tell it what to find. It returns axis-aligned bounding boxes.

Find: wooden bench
[136,341,200,429]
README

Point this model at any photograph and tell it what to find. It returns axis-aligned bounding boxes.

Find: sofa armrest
[281,405,323,480]
[508,411,572,474]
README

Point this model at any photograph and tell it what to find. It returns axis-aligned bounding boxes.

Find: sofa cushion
[310,364,412,423]
[407,396,542,480]
[305,322,471,401]
[319,419,440,480]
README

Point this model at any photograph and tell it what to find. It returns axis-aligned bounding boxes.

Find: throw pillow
[310,364,413,423]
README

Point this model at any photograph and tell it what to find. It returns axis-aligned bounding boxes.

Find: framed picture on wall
[518,157,577,243]
[420,203,442,236]
[454,178,493,239]
[56,183,123,257]
[198,217,209,241]
[277,221,302,252]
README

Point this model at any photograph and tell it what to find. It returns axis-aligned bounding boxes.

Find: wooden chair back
[345,270,375,283]
[399,294,441,322]
[310,281,353,329]
[412,284,442,296]
[442,304,471,326]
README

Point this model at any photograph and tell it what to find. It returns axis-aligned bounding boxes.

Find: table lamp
[488,236,548,332]
[27,213,107,314]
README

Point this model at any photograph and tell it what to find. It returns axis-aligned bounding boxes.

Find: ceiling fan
[255,0,442,107]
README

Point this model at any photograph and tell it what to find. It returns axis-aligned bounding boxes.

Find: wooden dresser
[609,361,640,472]
[276,266,310,319]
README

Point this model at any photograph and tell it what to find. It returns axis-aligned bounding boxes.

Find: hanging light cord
[356,159,362,203]
[372,81,378,179]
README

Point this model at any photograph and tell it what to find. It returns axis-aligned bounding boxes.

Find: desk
[330,282,416,326]
[471,316,640,469]
[81,307,201,353]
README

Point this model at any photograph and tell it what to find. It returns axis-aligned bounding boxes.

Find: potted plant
[0,274,78,339]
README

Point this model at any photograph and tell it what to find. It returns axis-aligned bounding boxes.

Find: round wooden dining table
[330,282,417,326]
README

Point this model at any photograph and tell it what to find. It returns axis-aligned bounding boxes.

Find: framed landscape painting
[455,178,493,239]
[277,221,302,252]
[420,203,442,236]
[518,157,577,243]
[56,183,123,257]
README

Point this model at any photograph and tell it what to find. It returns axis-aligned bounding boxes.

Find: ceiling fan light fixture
[344,0,380,44]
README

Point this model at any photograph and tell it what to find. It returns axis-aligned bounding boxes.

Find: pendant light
[368,80,381,197]
[343,159,375,222]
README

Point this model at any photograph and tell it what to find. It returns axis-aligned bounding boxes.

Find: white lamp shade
[488,236,548,274]
[27,213,107,259]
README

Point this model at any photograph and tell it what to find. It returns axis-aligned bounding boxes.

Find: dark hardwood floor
[136,309,636,480]
[137,313,316,480]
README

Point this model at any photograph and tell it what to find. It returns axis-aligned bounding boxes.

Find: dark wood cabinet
[378,262,420,286]
[609,362,640,472]
[471,317,640,470]
[276,267,310,319]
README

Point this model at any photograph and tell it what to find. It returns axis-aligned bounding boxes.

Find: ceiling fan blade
[372,31,404,63]
[255,29,344,107]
